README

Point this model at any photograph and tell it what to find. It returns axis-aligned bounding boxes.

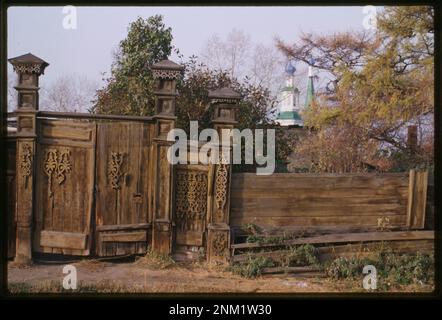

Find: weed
[325,257,369,280]
[325,251,434,289]
[281,244,320,267]
[230,255,275,278]
[245,234,293,245]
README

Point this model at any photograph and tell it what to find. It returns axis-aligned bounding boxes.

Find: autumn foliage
[277,6,434,172]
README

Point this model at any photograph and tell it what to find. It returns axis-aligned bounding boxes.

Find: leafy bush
[231,256,275,278]
[325,252,434,288]
[326,257,370,280]
[282,244,320,267]
[245,234,292,245]
[380,252,434,285]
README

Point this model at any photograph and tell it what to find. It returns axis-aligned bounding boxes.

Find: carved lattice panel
[175,168,208,246]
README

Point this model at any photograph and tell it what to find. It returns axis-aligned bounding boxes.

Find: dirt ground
[7,259,434,294]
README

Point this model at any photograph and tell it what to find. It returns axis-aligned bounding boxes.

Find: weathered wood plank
[37,110,154,122]
[230,172,410,231]
[95,122,152,256]
[231,202,406,217]
[407,170,428,229]
[232,239,434,263]
[34,120,96,256]
[100,231,147,243]
[96,223,151,231]
[40,231,87,250]
[231,173,409,190]
[261,266,323,275]
[231,230,434,250]
[230,215,407,228]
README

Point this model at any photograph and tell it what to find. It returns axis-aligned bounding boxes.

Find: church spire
[305,63,315,108]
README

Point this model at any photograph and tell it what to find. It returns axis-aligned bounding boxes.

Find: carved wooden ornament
[212,232,227,257]
[108,152,125,190]
[19,143,32,188]
[175,170,208,231]
[43,148,71,197]
[215,154,229,220]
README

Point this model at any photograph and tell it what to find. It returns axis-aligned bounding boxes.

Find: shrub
[231,256,275,278]
[282,244,320,267]
[325,252,434,288]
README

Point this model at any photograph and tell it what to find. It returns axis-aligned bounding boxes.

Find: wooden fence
[7,53,237,264]
[231,172,430,234]
[6,52,433,265]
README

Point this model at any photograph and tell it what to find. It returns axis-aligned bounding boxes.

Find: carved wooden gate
[94,122,152,256]
[174,163,213,259]
[34,119,96,256]
[9,52,235,263]
[32,118,153,257]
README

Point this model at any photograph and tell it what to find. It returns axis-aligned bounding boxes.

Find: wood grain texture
[100,231,147,242]
[230,173,409,230]
[232,239,434,263]
[231,230,434,249]
[95,122,152,256]
[7,140,17,258]
[34,120,95,256]
[407,170,428,229]
[40,230,87,250]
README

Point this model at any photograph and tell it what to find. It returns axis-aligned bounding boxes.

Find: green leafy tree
[92,15,173,115]
[92,15,295,168]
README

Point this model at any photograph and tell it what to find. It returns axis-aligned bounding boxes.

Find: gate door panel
[174,164,211,255]
[34,120,96,256]
[95,122,151,256]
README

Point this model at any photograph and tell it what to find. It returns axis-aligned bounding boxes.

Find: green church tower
[305,64,315,108]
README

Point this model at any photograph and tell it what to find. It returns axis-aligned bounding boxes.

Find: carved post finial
[206,87,241,264]
[9,52,49,76]
[150,58,183,255]
[209,86,242,123]
[151,59,184,117]
[9,53,49,135]
[9,52,49,264]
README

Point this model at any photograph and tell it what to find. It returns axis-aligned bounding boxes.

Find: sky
[8,6,372,87]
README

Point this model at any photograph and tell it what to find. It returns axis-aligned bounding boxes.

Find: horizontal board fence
[230,172,426,234]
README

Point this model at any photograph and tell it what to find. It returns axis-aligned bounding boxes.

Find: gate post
[207,87,242,263]
[150,59,183,254]
[8,53,49,264]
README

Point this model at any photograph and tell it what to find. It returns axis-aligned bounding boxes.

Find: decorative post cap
[150,59,184,80]
[8,52,49,75]
[208,87,242,104]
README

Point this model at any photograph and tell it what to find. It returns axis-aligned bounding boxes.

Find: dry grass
[134,249,176,270]
[7,248,435,294]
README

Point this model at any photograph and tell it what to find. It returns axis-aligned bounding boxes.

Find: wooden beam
[232,239,434,263]
[407,170,428,229]
[231,230,434,250]
[261,266,324,276]
[96,223,151,231]
[37,111,154,122]
[100,231,147,243]
[40,231,87,250]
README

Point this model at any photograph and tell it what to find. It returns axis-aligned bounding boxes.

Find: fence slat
[407,170,428,229]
